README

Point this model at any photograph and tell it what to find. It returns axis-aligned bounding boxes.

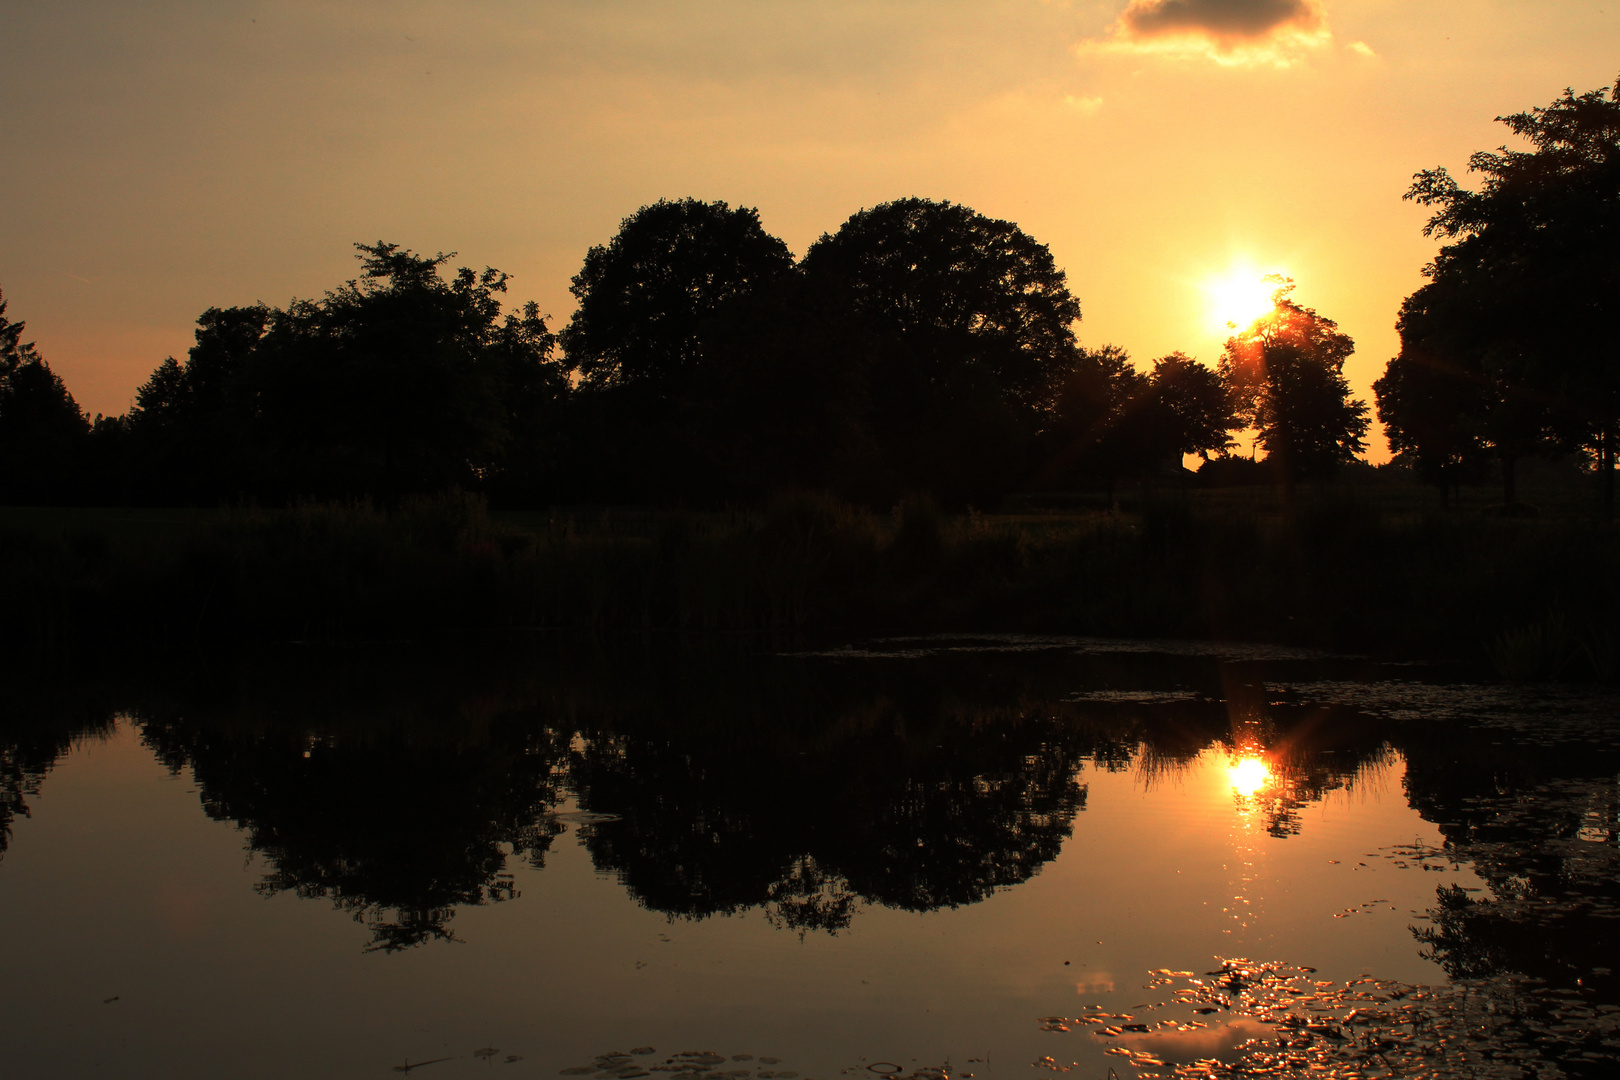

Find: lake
[1,636,1615,1079]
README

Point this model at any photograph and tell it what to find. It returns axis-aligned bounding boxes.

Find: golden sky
[2,1,1617,461]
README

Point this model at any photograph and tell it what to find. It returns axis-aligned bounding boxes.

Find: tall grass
[4,490,1619,670]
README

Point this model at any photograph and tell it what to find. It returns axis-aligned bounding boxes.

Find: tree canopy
[557,199,796,501]
[0,289,89,504]
[1375,274,1503,502]
[801,198,1081,418]
[110,244,563,503]
[1140,351,1239,462]
[1041,347,1235,499]
[561,199,795,396]
[801,198,1084,505]
[1397,77,1620,509]
[1218,278,1368,492]
[124,304,270,502]
[2,193,1401,511]
[248,243,562,499]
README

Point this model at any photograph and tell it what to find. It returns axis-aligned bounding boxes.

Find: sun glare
[1205,269,1279,332]
[1227,756,1271,798]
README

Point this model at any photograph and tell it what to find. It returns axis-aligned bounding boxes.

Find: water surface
[1,638,1614,1078]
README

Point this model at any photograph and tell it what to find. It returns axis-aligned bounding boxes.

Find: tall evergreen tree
[0,289,89,504]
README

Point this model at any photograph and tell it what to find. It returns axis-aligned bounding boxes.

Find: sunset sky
[3,1,1617,460]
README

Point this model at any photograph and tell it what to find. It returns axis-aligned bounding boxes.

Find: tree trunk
[1603,423,1614,524]
[1272,448,1295,508]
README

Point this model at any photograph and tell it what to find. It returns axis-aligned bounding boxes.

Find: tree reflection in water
[0,679,118,862]
[4,640,1617,995]
[129,652,572,951]
[567,708,1092,932]
[1395,718,1620,994]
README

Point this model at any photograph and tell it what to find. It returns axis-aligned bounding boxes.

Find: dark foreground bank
[2,490,1616,673]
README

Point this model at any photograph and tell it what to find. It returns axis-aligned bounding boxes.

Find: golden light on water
[1227,756,1272,798]
[1205,268,1279,332]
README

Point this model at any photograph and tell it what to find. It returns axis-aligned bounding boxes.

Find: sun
[1204,267,1279,332]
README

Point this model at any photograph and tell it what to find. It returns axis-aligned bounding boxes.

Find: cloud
[1081,0,1331,66]
[1063,93,1104,114]
[1119,0,1319,40]
[1102,1019,1277,1061]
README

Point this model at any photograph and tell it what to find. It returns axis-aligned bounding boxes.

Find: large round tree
[800,198,1082,505]
[561,199,795,397]
[800,198,1080,416]
[558,199,795,501]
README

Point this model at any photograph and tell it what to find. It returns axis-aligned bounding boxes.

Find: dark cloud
[1117,0,1322,42]
[1081,0,1330,62]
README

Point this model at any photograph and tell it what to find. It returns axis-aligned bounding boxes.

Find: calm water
[1,637,1617,1079]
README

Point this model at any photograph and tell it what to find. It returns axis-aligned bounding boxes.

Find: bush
[6,494,1620,676]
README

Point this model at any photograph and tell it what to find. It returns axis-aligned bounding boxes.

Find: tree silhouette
[1042,349,1235,499]
[1398,720,1620,993]
[0,699,115,861]
[682,277,886,503]
[1218,278,1368,498]
[132,658,572,953]
[0,289,90,505]
[1375,281,1495,504]
[248,243,561,500]
[1404,77,1620,514]
[562,199,795,395]
[1042,344,1147,501]
[801,198,1083,506]
[117,244,563,503]
[565,696,1092,928]
[124,305,269,502]
[560,200,794,501]
[1139,351,1239,462]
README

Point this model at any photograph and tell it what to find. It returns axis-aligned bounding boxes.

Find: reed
[4,491,1619,675]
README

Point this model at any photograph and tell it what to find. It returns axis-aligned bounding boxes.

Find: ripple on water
[1035,957,1619,1079]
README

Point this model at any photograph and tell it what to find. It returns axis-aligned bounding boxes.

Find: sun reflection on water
[1227,755,1271,798]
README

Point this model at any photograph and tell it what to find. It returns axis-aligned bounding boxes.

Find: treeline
[1376,78,1620,512]
[9,77,1618,514]
[2,198,1370,510]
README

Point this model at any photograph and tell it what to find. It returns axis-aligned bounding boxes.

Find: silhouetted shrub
[6,496,1620,675]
